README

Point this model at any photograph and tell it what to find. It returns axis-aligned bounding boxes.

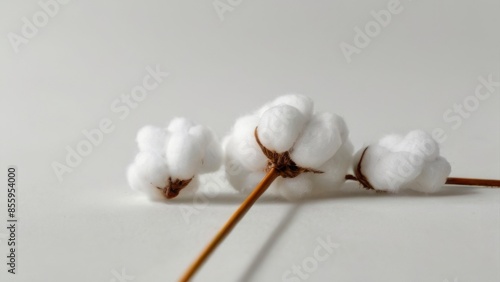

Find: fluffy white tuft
[290,112,346,169]
[405,156,451,193]
[312,140,354,191]
[392,130,439,162]
[225,115,268,171]
[258,105,307,153]
[165,132,203,180]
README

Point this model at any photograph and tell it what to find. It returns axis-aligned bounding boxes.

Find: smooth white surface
[0,0,499,281]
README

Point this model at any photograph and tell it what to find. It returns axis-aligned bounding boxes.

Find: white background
[0,0,499,281]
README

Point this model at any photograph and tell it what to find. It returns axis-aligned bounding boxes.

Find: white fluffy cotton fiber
[127,117,222,199]
[224,94,354,200]
[354,130,451,193]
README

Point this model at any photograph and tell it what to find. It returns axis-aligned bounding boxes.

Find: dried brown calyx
[352,147,375,190]
[254,127,323,178]
[157,177,193,199]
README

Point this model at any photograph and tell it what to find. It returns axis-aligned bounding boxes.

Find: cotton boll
[393,130,439,162]
[130,118,223,199]
[406,156,451,193]
[136,125,168,154]
[228,115,268,171]
[377,134,403,150]
[354,130,451,193]
[223,94,357,200]
[257,94,314,119]
[167,117,195,133]
[258,105,307,153]
[312,141,354,191]
[276,174,313,201]
[166,133,203,180]
[290,112,343,169]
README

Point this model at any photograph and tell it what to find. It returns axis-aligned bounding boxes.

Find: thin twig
[345,175,500,188]
[445,177,500,187]
[178,168,279,282]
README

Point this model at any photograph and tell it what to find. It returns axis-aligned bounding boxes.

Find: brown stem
[178,168,279,282]
[445,177,500,187]
[345,175,500,188]
[179,127,328,281]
